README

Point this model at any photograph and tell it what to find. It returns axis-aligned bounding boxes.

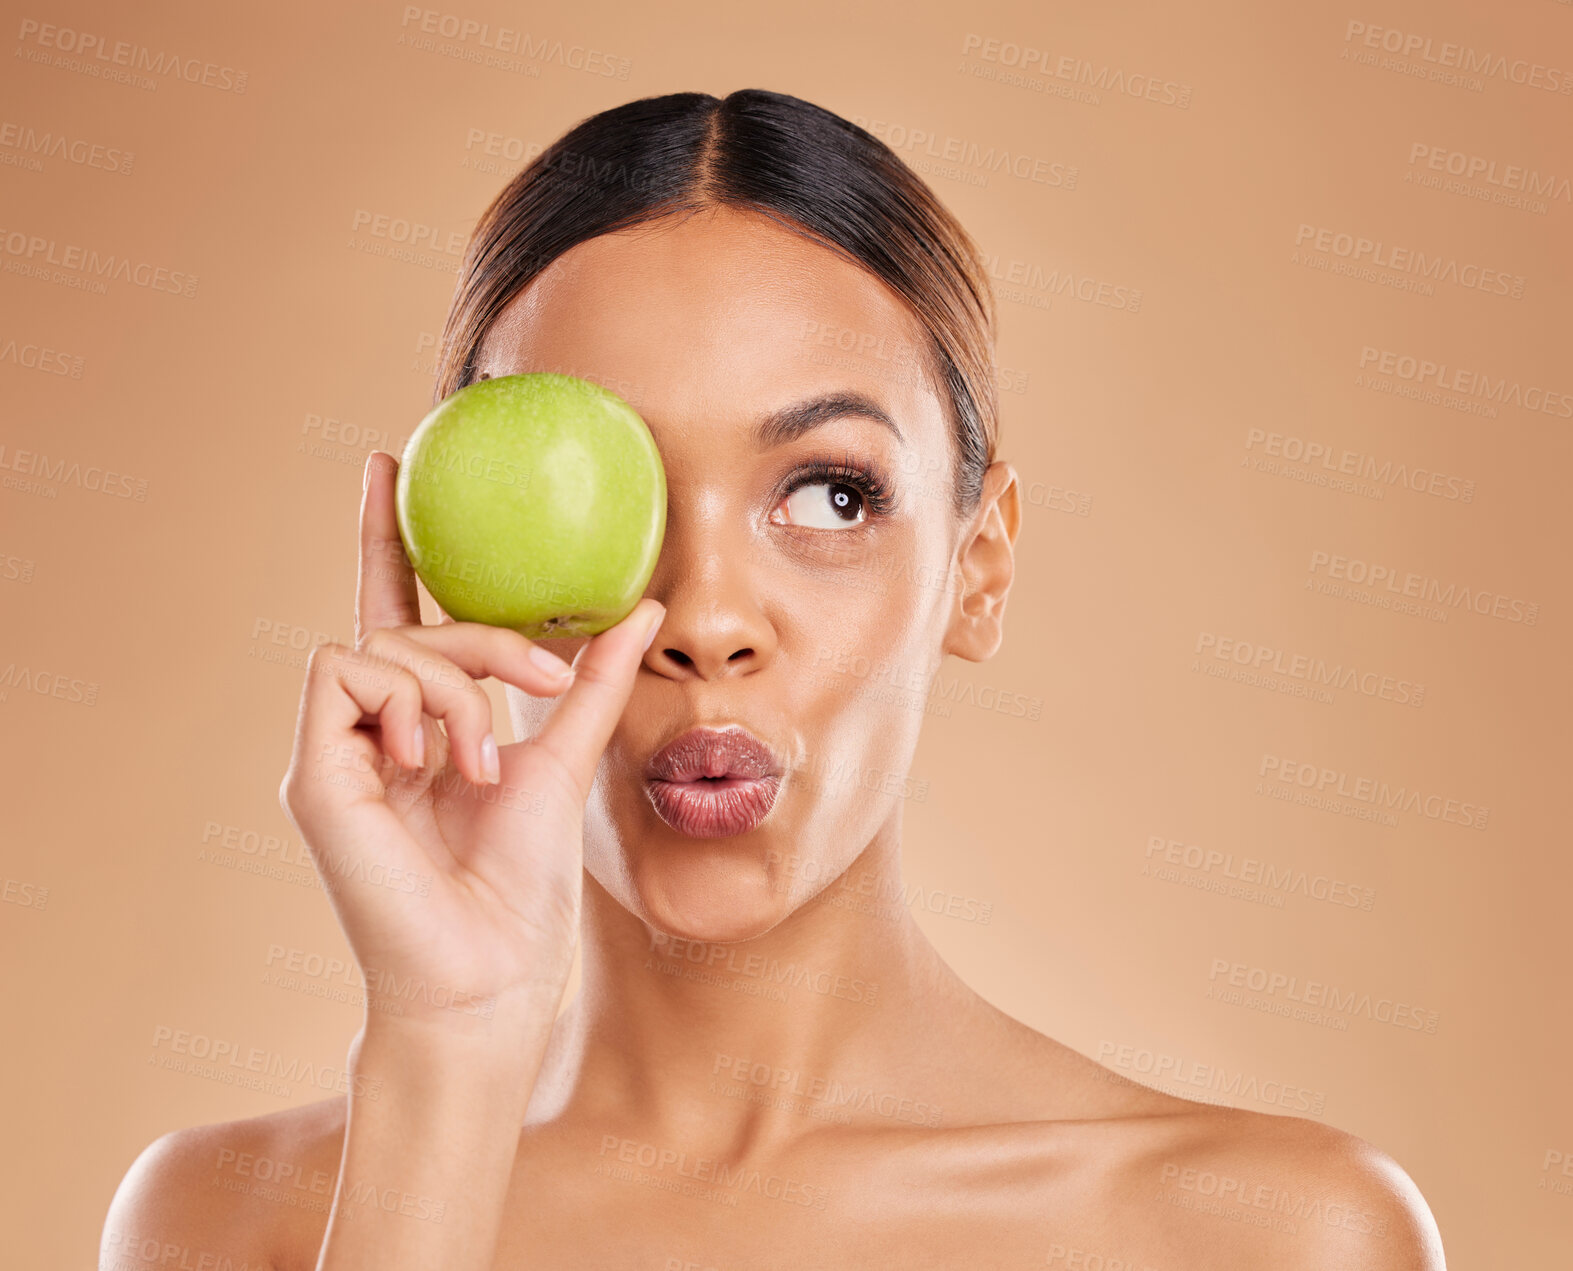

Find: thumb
[519,599,665,799]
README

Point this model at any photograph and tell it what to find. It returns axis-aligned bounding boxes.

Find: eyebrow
[752,391,903,448]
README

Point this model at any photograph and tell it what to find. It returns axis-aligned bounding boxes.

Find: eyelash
[777,452,898,522]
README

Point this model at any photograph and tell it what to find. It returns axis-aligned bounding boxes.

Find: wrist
[355,990,558,1081]
[346,1026,540,1134]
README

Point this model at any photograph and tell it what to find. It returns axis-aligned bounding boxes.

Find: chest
[483,1138,1088,1271]
[270,1128,1201,1271]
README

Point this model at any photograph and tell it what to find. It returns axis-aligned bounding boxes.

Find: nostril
[727,649,752,662]
[664,649,694,668]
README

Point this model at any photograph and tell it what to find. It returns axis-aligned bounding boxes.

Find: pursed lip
[643,726,783,838]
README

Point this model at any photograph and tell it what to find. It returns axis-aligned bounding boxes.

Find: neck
[527,822,984,1156]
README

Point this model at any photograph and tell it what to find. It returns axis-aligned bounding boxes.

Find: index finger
[356,450,421,642]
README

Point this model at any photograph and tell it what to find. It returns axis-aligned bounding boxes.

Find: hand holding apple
[278,445,666,1043]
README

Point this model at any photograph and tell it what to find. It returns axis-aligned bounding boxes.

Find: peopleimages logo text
[1207,960,1440,1033]
[1259,754,1489,829]
[1308,550,1539,625]
[1343,20,1573,93]
[1358,346,1573,417]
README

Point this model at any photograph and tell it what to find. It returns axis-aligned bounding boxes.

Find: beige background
[2,1,1569,1266]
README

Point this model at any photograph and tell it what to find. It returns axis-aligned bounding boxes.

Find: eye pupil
[775,476,873,529]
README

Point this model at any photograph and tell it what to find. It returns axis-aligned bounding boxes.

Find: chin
[625,839,801,944]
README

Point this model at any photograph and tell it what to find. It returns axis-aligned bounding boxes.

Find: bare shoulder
[1120,1100,1447,1270]
[1037,1035,1447,1271]
[948,1013,1444,1269]
[100,1097,344,1270]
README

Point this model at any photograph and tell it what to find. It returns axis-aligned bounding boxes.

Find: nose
[643,513,777,682]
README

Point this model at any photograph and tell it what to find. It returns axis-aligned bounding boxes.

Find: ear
[943,461,1021,662]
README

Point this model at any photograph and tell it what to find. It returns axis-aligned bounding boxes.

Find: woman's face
[476,204,1010,943]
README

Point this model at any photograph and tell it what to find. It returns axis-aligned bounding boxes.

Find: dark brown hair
[434,89,999,515]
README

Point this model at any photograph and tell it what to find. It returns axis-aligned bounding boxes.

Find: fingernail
[528,643,574,680]
[641,604,666,654]
[480,733,500,785]
[412,721,425,768]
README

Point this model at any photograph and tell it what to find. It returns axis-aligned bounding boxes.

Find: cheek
[772,561,941,824]
[770,531,954,680]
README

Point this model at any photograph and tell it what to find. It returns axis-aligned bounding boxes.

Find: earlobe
[943,461,1021,663]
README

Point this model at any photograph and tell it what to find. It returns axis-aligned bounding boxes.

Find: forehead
[475,205,947,444]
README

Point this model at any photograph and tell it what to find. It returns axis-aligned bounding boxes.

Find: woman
[103,90,1444,1270]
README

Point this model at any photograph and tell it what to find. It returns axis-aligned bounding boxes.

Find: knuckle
[306,641,347,673]
[411,651,468,700]
[303,643,353,693]
[447,678,488,723]
[358,627,398,658]
[391,663,425,704]
[411,648,456,687]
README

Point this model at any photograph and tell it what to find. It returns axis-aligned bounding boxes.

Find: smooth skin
[101,205,1445,1269]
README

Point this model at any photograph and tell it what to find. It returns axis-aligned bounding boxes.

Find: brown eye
[774,481,867,528]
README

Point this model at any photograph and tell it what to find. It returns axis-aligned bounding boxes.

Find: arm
[314,1009,554,1270]
[103,451,663,1269]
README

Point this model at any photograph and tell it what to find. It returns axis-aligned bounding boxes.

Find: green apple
[394,372,666,638]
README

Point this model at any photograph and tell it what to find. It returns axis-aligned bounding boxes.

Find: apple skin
[394,373,666,638]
